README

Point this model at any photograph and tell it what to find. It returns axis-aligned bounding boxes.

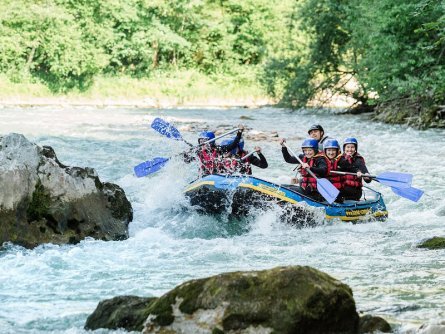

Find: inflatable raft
[184,174,388,223]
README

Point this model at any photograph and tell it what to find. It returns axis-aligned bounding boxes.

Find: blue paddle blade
[151,118,183,141]
[317,178,340,204]
[375,171,412,188]
[391,186,424,202]
[134,157,169,177]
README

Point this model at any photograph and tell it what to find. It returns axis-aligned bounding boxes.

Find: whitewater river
[0,106,444,333]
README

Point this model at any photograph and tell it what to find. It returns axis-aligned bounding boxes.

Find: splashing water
[0,106,444,333]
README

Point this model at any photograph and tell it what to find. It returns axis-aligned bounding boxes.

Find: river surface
[0,106,444,333]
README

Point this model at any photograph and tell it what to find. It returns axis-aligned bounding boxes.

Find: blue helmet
[198,131,215,144]
[343,137,358,151]
[301,138,318,151]
[323,139,340,151]
[220,138,237,155]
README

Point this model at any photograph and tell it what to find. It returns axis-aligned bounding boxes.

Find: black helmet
[307,124,324,134]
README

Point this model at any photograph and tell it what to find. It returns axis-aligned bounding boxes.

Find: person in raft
[337,137,372,201]
[307,124,331,151]
[323,139,343,202]
[280,137,328,200]
[218,137,268,175]
[184,125,244,176]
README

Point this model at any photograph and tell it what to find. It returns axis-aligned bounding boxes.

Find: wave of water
[0,106,444,333]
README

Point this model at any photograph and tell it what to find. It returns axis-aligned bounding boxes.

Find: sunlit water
[0,106,444,333]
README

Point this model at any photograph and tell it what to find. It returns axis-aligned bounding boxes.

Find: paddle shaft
[283,143,318,179]
[198,128,241,148]
[173,128,241,159]
[331,171,374,178]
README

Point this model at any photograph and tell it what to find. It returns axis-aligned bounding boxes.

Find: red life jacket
[238,151,252,175]
[218,157,239,174]
[198,148,218,175]
[300,153,326,191]
[327,154,343,190]
[342,153,365,188]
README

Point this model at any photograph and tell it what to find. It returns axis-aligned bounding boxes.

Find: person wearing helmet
[184,126,244,176]
[323,139,343,192]
[217,137,268,175]
[337,137,371,200]
[198,131,216,145]
[307,124,331,150]
[280,137,328,200]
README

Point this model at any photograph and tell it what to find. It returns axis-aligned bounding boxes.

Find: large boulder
[0,133,132,248]
[142,266,359,334]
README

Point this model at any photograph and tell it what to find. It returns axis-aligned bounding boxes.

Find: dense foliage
[1,0,444,126]
[0,0,293,91]
[264,0,445,127]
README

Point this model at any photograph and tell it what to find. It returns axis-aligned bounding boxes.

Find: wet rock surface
[85,266,393,334]
[85,296,157,332]
[0,133,132,248]
[418,237,445,250]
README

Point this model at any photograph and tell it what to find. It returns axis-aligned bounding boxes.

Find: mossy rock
[143,266,359,334]
[418,237,445,250]
[26,179,51,222]
[359,314,391,333]
[84,295,157,331]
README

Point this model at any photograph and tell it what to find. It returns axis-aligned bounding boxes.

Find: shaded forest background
[1,0,444,127]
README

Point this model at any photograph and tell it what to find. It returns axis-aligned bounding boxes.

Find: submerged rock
[418,237,445,250]
[85,296,157,332]
[0,133,132,248]
[142,266,359,334]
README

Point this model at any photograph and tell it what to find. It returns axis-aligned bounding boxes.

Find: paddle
[240,150,257,161]
[331,171,412,188]
[391,186,424,202]
[151,117,193,146]
[283,143,339,204]
[134,128,241,177]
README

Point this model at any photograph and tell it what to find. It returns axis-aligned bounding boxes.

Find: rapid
[0,107,444,333]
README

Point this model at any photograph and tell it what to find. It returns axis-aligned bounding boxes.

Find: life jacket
[238,151,252,175]
[197,148,218,175]
[300,153,326,191]
[342,153,365,188]
[326,154,343,190]
[218,156,239,174]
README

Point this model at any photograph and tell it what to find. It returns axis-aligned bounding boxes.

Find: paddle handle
[283,143,318,179]
[240,150,257,161]
[331,171,376,178]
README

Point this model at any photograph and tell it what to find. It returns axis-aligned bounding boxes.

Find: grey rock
[0,133,132,248]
